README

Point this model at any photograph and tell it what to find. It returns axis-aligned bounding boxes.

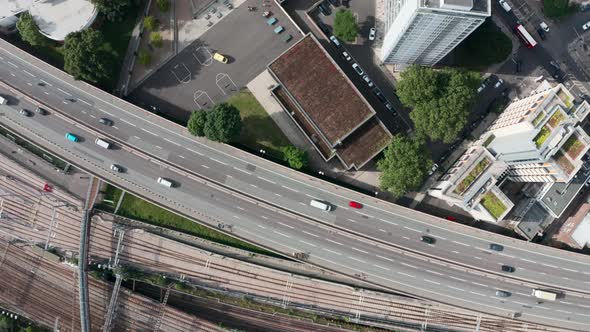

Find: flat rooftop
[29,0,97,41]
[540,167,590,217]
[0,0,32,18]
[268,34,375,147]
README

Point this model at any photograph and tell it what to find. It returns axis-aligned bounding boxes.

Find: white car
[362,74,374,87]
[369,27,376,41]
[428,163,439,176]
[494,79,504,88]
[583,21,590,31]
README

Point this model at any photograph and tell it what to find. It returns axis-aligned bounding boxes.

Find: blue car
[65,133,79,142]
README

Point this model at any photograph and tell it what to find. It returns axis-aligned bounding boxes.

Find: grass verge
[544,0,578,18]
[227,89,291,159]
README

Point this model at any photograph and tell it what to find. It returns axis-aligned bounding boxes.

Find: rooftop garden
[557,89,573,108]
[534,125,551,148]
[483,134,495,147]
[555,151,575,175]
[532,111,547,127]
[454,158,491,194]
[563,135,585,159]
[480,191,507,220]
[547,110,565,128]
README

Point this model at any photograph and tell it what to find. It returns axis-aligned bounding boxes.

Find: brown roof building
[268,33,391,170]
[555,203,590,249]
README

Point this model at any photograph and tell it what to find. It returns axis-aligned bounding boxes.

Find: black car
[373,89,387,103]
[514,59,522,73]
[318,1,331,16]
[501,265,515,273]
[341,0,350,7]
[537,28,546,40]
[317,21,331,35]
[328,0,340,6]
[35,106,48,115]
[420,235,436,244]
[489,243,504,251]
[99,117,113,126]
[19,109,32,117]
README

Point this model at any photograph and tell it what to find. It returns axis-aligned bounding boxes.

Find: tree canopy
[91,0,132,21]
[397,65,480,143]
[16,12,50,47]
[156,0,171,12]
[204,104,242,143]
[63,30,111,83]
[282,146,308,170]
[333,9,358,42]
[377,135,432,198]
[143,16,158,31]
[187,111,207,136]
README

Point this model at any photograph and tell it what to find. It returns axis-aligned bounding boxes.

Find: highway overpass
[1,39,590,331]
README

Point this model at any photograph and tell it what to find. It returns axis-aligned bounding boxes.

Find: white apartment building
[380,0,490,66]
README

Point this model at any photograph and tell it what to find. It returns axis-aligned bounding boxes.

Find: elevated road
[1,39,590,330]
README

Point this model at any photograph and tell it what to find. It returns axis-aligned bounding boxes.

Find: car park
[420,235,436,244]
[362,74,374,87]
[351,63,364,76]
[495,290,511,297]
[35,106,48,115]
[329,35,341,47]
[539,22,549,32]
[494,79,504,88]
[501,265,515,273]
[489,243,504,251]
[369,27,376,41]
[99,118,113,126]
[19,109,31,117]
[583,21,590,31]
[341,51,352,61]
[373,89,386,103]
[349,201,362,209]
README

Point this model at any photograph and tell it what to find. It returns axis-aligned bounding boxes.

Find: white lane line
[233,167,252,175]
[7,61,18,68]
[470,291,486,297]
[9,72,15,77]
[299,202,307,206]
[89,114,96,118]
[164,138,181,146]
[305,193,315,198]
[379,229,388,233]
[379,218,397,226]
[356,211,374,218]
[301,230,319,238]
[324,248,342,255]
[537,306,550,310]
[404,226,421,233]
[351,247,368,254]
[471,282,488,288]
[562,268,578,273]
[346,218,357,223]
[78,98,91,106]
[562,277,570,280]
[425,270,443,276]
[498,253,515,258]
[337,205,349,210]
[576,313,590,317]
[452,250,460,254]
[233,215,240,219]
[449,276,466,282]
[349,256,366,263]
[556,310,572,314]
[424,279,440,285]
[583,272,590,275]
[325,239,343,245]
[278,222,294,229]
[402,236,410,240]
[257,176,276,184]
[23,70,35,77]
[155,145,162,149]
[57,88,71,96]
[275,193,282,197]
[452,241,470,247]
[400,262,417,269]
[261,216,268,220]
[43,91,50,95]
[98,108,114,116]
[375,254,394,262]
[141,128,159,136]
[447,286,464,292]
[513,301,528,306]
[560,301,572,305]
[473,256,482,260]
[577,304,590,309]
[132,136,141,139]
[515,292,529,297]
[374,264,390,271]
[299,240,316,247]
[475,247,488,252]
[27,82,32,86]
[281,185,299,193]
[397,272,414,278]
[273,231,291,238]
[542,263,558,269]
[40,79,52,86]
[250,184,258,188]
[201,165,210,169]
[435,235,447,240]
[186,147,204,156]
[62,101,68,104]
[236,206,245,211]
[178,155,185,159]
[119,118,136,127]
[520,258,537,263]
[81,110,87,114]
[210,158,227,166]
[257,224,266,229]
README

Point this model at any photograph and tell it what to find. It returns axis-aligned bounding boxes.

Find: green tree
[397,65,479,143]
[150,31,163,48]
[138,49,152,65]
[282,146,308,170]
[16,12,50,47]
[377,136,432,198]
[156,0,171,12]
[333,9,357,42]
[63,30,111,83]
[204,103,242,143]
[187,111,208,136]
[91,0,132,21]
[143,15,158,31]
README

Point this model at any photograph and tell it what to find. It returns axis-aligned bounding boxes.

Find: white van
[95,138,111,149]
[310,199,332,211]
[498,0,511,12]
[0,96,7,105]
[157,177,174,188]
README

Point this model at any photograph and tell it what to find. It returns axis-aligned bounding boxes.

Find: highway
[2,40,590,330]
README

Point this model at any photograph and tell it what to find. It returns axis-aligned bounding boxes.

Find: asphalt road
[2,40,590,330]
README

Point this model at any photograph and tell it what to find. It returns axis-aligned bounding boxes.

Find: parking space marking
[193,90,215,109]
[171,62,192,83]
[215,73,238,95]
[193,46,213,66]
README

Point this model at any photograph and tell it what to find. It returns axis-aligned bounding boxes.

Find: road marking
[178,155,185,159]
[89,114,96,118]
[274,193,282,197]
[261,216,268,220]
[402,236,410,240]
[473,256,482,260]
[305,194,315,198]
[562,268,578,273]
[62,101,68,104]
[447,286,464,292]
[155,145,162,149]
[236,206,245,211]
[475,247,488,251]
[43,91,50,95]
[562,277,570,280]
[520,258,536,263]
[257,176,276,184]
[257,224,266,229]
[9,72,15,77]
[233,215,240,219]
[542,263,558,268]
[374,264,390,271]
[325,239,343,245]
[281,185,299,193]
[164,138,181,146]
[233,167,252,175]
[435,235,447,240]
[57,88,71,96]
[299,240,316,247]
[400,262,417,269]
[337,205,349,210]
[186,147,204,156]
[397,272,414,278]
[537,306,549,310]
[351,247,368,254]
[209,158,227,165]
[576,313,590,317]
[40,79,51,86]
[404,226,421,233]
[577,304,590,309]
[515,292,529,297]
[560,301,572,305]
[349,256,366,263]
[378,228,388,233]
[7,61,18,68]
[356,211,374,218]
[513,301,528,306]
[141,128,159,136]
[470,291,486,297]
[132,136,141,139]
[346,218,357,223]
[98,108,114,116]
[498,253,515,258]
[452,250,460,254]
[273,231,291,238]
[449,276,466,282]
[78,98,91,106]
[556,310,572,314]
[375,255,394,262]
[471,282,488,288]
[452,241,470,247]
[81,110,87,114]
[301,230,319,238]
[27,82,32,86]
[379,218,397,226]
[583,272,590,275]
[22,70,35,77]
[324,248,342,255]
[201,165,210,169]
[299,202,307,206]
[425,270,443,276]
[424,279,440,285]
[278,222,294,229]
[250,184,258,188]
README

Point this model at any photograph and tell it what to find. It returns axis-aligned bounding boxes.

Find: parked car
[498,0,511,11]
[501,265,515,273]
[539,22,549,32]
[420,235,436,244]
[489,243,504,251]
[19,109,31,117]
[329,35,341,47]
[328,0,340,6]
[369,27,376,41]
[582,21,590,31]
[537,28,546,40]
[349,201,362,209]
[385,103,396,115]
[341,0,350,7]
[351,63,364,76]
[373,89,386,103]
[341,51,352,61]
[318,1,331,16]
[446,216,456,221]
[362,74,374,87]
[428,163,439,176]
[99,118,113,126]
[477,83,486,94]
[35,106,48,115]
[318,21,331,35]
[494,79,504,88]
[213,52,228,63]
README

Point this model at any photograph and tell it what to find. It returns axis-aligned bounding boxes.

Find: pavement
[5,39,590,330]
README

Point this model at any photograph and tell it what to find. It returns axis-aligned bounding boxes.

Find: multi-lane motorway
[2,40,590,330]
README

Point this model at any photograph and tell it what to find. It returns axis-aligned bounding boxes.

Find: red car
[349,201,362,209]
[42,183,52,192]
[446,216,456,221]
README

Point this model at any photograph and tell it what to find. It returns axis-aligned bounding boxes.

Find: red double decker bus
[515,24,537,49]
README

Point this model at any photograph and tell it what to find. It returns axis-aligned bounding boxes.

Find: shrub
[156,0,171,12]
[143,15,158,31]
[138,49,152,65]
[149,32,163,48]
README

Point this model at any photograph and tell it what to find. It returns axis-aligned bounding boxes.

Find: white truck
[532,289,557,301]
